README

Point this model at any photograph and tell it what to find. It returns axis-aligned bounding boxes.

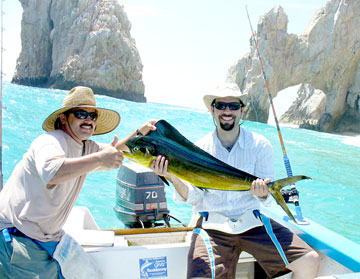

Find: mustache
[80,123,94,129]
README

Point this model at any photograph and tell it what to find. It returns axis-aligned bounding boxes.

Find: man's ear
[210,106,215,117]
[59,114,67,125]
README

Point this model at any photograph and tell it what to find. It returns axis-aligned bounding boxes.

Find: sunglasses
[213,102,242,111]
[70,110,98,121]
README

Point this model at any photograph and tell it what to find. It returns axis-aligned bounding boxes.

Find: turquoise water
[2,82,360,244]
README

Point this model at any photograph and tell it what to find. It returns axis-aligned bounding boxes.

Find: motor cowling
[114,163,170,228]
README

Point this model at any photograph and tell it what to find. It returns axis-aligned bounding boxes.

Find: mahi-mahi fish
[124,120,310,223]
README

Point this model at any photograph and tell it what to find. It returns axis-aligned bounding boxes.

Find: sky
[2,0,329,113]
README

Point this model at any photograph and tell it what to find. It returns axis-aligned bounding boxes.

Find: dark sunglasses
[213,102,242,111]
[70,110,98,121]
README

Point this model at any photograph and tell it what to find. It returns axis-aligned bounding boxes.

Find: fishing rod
[0,0,3,192]
[245,6,306,223]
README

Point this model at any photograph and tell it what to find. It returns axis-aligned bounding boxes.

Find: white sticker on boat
[139,256,168,278]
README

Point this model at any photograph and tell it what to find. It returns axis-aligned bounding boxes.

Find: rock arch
[227,0,360,133]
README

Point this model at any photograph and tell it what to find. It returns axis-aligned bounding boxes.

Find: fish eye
[133,147,139,152]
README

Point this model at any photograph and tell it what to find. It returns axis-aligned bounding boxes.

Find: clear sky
[2,0,329,111]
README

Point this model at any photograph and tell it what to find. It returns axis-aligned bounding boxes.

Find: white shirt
[174,126,275,219]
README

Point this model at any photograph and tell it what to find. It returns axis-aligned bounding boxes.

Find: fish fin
[151,120,255,177]
[270,189,297,223]
[268,175,311,223]
[151,120,199,151]
[159,175,170,186]
[271,175,311,190]
[151,121,217,160]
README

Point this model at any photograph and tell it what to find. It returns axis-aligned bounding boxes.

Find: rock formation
[227,0,360,134]
[12,0,146,102]
[280,84,326,129]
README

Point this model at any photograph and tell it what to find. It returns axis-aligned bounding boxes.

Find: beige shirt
[0,130,104,241]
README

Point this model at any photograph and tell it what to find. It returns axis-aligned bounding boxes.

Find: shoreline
[273,120,360,137]
[337,131,360,137]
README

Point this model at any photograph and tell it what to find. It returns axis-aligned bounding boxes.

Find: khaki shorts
[187,215,314,279]
[0,230,58,279]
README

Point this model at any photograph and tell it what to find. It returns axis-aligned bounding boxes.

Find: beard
[219,121,235,131]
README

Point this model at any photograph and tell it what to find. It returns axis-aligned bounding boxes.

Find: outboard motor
[114,162,170,228]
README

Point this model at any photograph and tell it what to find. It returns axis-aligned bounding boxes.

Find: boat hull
[63,205,360,279]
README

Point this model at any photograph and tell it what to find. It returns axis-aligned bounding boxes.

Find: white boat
[63,163,360,279]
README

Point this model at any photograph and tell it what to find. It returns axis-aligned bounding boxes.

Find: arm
[49,120,158,186]
[116,120,158,151]
[251,138,275,200]
[48,136,123,186]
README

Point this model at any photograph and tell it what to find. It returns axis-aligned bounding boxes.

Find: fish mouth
[124,142,133,153]
[123,149,133,155]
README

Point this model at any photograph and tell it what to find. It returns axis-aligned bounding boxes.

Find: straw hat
[203,83,248,112]
[42,86,120,135]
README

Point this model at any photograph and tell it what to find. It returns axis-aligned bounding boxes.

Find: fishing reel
[281,186,300,204]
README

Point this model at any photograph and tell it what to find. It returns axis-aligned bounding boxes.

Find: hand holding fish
[151,155,189,200]
[251,178,271,199]
[151,155,170,177]
[136,119,158,136]
[115,120,158,153]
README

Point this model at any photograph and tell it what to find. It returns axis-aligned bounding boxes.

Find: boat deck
[64,206,360,279]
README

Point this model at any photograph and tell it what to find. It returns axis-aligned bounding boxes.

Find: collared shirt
[174,126,275,219]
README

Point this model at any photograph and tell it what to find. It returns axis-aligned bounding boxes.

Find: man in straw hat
[0,86,157,279]
[151,83,320,278]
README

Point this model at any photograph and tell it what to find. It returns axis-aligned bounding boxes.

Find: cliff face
[12,0,146,102]
[227,0,360,134]
[280,84,326,128]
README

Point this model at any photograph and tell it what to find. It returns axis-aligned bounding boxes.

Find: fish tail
[268,175,311,223]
